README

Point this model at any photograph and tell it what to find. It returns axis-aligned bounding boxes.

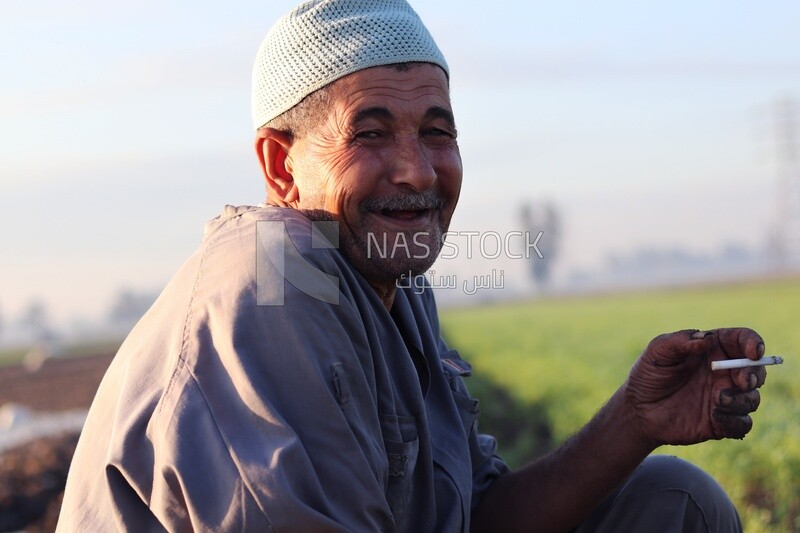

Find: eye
[355,130,382,139]
[421,127,455,138]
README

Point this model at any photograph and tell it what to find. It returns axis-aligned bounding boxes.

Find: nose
[389,136,436,192]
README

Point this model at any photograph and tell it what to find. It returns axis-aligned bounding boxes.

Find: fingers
[641,328,765,373]
[643,329,712,366]
[717,388,761,413]
[712,411,753,440]
[710,329,767,390]
[709,330,765,441]
[715,328,765,361]
[713,387,760,439]
[730,365,767,391]
[637,327,767,443]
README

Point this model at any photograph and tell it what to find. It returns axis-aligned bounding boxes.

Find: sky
[2,0,800,329]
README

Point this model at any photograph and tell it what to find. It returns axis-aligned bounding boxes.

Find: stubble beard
[301,192,450,283]
[348,223,444,283]
[352,190,448,282]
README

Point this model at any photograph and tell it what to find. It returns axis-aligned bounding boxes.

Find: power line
[771,96,800,267]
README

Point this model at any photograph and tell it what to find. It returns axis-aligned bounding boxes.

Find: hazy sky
[2,1,799,327]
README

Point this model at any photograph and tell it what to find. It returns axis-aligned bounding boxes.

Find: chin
[350,247,439,284]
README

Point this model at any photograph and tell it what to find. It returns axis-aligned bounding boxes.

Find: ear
[255,127,299,206]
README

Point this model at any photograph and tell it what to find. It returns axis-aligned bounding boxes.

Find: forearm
[471,385,656,532]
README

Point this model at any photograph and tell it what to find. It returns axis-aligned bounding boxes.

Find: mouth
[379,208,432,221]
[362,192,445,230]
[373,207,438,230]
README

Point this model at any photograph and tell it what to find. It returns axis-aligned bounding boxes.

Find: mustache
[361,191,445,213]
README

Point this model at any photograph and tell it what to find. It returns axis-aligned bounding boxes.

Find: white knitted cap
[252,0,449,130]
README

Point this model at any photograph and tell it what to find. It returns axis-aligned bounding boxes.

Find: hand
[625,328,766,446]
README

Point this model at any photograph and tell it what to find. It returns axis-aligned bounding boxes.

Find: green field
[441,278,800,532]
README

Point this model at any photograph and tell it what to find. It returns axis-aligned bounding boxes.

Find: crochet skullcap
[252,0,449,130]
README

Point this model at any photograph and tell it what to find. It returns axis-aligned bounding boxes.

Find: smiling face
[267,63,462,299]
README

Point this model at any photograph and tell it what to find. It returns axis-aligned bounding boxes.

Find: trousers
[573,455,742,532]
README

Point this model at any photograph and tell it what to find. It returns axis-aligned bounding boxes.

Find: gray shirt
[58,205,507,532]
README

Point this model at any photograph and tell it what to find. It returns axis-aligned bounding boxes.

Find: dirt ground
[0,353,113,532]
[0,353,113,411]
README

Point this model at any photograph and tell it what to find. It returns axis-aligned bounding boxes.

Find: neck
[369,281,397,311]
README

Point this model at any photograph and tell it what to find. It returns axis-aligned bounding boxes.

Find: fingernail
[749,373,758,390]
[719,391,734,407]
[692,330,713,339]
[757,342,765,358]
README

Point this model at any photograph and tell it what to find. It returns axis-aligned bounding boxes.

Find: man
[59,1,767,531]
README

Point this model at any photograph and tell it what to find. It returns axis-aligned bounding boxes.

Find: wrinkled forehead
[327,63,455,127]
[329,64,452,113]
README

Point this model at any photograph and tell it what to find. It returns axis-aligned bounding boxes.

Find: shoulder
[202,205,341,276]
[192,205,364,307]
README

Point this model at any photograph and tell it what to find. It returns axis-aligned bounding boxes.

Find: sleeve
[90,294,396,531]
[146,291,398,531]
[60,213,399,532]
[152,234,400,531]
[104,376,269,532]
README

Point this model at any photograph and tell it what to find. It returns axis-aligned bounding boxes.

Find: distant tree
[108,289,156,328]
[21,300,56,342]
[520,201,561,287]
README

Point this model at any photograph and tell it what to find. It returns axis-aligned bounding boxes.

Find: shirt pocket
[379,413,419,522]
[441,351,479,437]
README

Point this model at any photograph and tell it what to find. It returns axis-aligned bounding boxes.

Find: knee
[632,455,741,532]
[636,455,726,498]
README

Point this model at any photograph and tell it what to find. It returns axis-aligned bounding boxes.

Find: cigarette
[711,356,784,371]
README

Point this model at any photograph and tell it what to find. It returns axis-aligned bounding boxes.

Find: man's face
[286,63,462,284]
